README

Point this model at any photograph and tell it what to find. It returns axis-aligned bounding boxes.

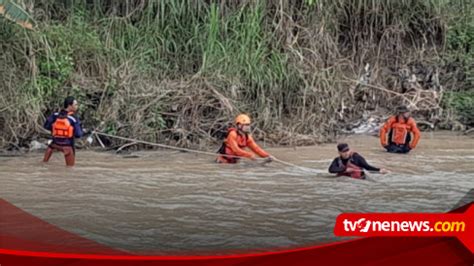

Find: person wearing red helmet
[216,114,273,164]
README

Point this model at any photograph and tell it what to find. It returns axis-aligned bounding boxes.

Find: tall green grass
[0,0,473,148]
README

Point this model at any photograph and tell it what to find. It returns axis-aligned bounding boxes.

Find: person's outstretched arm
[71,116,84,138]
[226,131,255,159]
[352,153,380,172]
[247,135,270,158]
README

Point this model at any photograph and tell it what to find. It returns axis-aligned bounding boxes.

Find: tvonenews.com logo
[333,207,474,253]
[342,218,466,233]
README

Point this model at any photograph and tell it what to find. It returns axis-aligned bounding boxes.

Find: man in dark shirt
[43,96,84,166]
[328,143,388,179]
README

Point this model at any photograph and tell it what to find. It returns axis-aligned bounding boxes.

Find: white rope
[272,158,325,174]
[92,131,383,176]
[93,131,266,161]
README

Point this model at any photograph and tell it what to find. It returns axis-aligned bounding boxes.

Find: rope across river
[92,131,325,174]
[92,131,389,178]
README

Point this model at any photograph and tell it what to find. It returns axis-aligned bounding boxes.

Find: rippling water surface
[1,132,473,254]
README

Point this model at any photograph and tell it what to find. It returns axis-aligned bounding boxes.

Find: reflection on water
[0,132,473,254]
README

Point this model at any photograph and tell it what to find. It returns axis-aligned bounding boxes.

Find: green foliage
[200,1,288,89]
[104,121,118,136]
[443,91,474,126]
[445,0,474,87]
[36,53,73,95]
[147,107,167,130]
[0,0,34,29]
[1,0,474,147]
[306,0,317,6]
[34,13,104,103]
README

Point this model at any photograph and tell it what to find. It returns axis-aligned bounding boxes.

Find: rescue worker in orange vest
[380,105,421,154]
[217,114,274,163]
[329,143,388,179]
[43,96,84,166]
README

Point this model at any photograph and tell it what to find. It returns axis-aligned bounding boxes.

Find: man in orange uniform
[43,96,84,166]
[217,114,273,163]
[380,106,421,154]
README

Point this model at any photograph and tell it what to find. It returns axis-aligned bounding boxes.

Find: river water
[0,132,473,254]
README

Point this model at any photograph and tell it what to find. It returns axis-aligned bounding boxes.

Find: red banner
[334,204,474,252]
[1,198,472,265]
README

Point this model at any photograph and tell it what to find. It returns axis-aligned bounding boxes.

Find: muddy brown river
[0,132,473,254]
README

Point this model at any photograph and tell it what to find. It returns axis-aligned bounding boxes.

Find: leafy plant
[443,91,474,126]
[0,0,34,29]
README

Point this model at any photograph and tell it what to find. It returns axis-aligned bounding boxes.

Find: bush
[443,91,474,126]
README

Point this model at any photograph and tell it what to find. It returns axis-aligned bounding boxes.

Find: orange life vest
[380,115,420,148]
[227,128,248,148]
[390,116,412,145]
[218,128,248,163]
[52,113,74,138]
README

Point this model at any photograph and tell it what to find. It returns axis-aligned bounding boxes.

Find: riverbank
[1,1,473,149]
[1,128,474,157]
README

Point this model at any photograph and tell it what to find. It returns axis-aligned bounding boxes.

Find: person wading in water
[43,96,84,166]
[329,143,389,179]
[216,114,274,164]
[380,105,421,154]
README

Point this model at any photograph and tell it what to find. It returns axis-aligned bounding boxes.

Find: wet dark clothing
[385,144,411,153]
[43,144,75,166]
[328,152,380,174]
[383,130,411,153]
